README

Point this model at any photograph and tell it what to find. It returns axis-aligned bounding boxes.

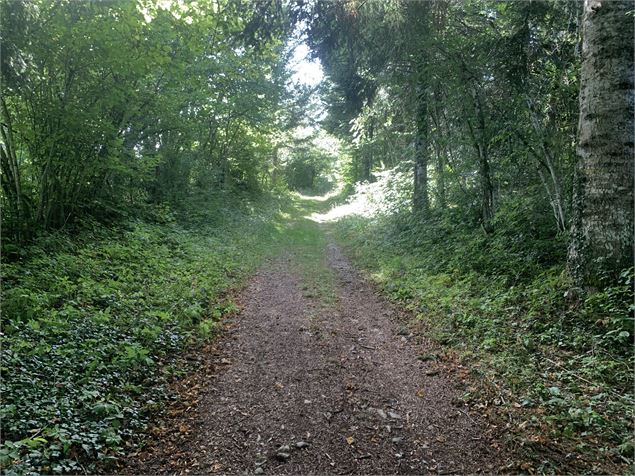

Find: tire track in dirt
[124,239,505,475]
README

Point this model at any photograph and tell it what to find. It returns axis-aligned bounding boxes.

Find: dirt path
[124,235,505,475]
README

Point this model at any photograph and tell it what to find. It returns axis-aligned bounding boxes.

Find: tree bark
[361,117,374,182]
[525,97,568,232]
[430,94,446,209]
[516,128,568,233]
[413,76,429,214]
[434,139,446,209]
[466,88,494,231]
[410,0,431,216]
[568,0,634,290]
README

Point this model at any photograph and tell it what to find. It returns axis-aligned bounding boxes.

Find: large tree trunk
[568,0,634,290]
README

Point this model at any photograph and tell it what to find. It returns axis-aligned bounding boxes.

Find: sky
[289,42,324,87]
[286,37,328,134]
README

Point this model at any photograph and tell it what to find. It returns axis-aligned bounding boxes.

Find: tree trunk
[360,150,371,182]
[466,88,494,231]
[362,118,374,182]
[431,94,446,209]
[0,96,27,242]
[477,141,494,230]
[568,0,634,290]
[434,139,446,209]
[413,77,429,214]
[271,147,280,187]
[515,128,568,233]
[525,97,568,232]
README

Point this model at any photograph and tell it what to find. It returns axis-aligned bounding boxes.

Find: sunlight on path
[307,200,370,223]
[296,187,372,223]
[302,168,409,223]
[295,190,340,202]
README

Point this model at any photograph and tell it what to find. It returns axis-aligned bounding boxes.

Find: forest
[1,0,633,475]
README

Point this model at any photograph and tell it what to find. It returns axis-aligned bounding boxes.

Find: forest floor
[122,196,512,475]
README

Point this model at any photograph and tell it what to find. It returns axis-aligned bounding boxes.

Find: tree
[0,0,292,241]
[567,0,634,290]
[410,2,431,215]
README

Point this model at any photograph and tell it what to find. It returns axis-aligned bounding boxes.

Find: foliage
[331,173,634,472]
[0,0,291,241]
[301,0,579,231]
[0,193,288,475]
[282,133,339,194]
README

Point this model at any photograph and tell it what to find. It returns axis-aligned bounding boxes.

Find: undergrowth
[0,191,288,475]
[331,181,634,474]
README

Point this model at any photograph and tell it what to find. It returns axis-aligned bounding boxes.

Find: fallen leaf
[346,436,355,445]
[416,389,425,398]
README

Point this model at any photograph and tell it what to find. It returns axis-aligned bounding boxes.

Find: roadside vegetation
[1,192,290,475]
[1,0,632,475]
[330,171,633,473]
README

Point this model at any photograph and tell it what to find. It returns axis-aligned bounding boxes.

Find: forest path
[124,196,504,475]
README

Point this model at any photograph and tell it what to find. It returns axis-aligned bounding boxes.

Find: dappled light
[1,0,632,475]
[307,168,411,222]
[295,189,340,202]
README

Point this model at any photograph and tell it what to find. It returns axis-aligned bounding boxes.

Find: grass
[0,192,291,475]
[281,194,339,307]
[331,205,634,474]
